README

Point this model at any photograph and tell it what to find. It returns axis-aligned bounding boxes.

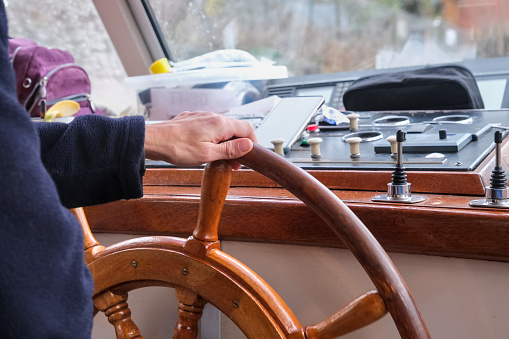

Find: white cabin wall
[93,233,509,339]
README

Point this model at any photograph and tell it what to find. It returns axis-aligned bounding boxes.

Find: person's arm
[35,114,146,208]
[0,5,93,336]
[36,110,256,209]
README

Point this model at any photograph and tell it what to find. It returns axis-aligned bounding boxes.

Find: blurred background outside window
[5,0,509,115]
[149,0,509,76]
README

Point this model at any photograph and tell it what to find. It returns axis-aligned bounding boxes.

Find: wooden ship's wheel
[75,145,430,338]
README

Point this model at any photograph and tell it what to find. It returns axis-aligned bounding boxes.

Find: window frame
[92,0,160,76]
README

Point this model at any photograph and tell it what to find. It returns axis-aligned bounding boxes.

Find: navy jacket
[0,3,145,338]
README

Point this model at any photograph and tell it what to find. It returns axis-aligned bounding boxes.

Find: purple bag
[8,37,103,118]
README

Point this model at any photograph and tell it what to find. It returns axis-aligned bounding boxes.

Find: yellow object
[150,58,172,74]
[44,100,81,122]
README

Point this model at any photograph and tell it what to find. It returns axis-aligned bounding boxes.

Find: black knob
[439,129,447,140]
[495,130,503,144]
[396,130,406,142]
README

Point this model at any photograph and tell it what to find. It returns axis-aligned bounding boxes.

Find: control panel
[281,109,509,172]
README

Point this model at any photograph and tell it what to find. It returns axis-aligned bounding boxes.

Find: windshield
[147,0,509,77]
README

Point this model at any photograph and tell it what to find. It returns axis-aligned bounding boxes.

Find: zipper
[24,63,92,116]
[39,77,47,117]
[23,62,76,109]
[28,92,97,117]
[47,93,90,105]
[47,93,96,113]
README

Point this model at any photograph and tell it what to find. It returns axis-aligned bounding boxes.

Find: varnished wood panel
[144,167,486,195]
[85,188,509,262]
[85,140,509,263]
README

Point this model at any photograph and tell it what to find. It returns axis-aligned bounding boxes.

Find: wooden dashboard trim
[84,140,509,262]
[143,166,487,195]
[85,174,509,263]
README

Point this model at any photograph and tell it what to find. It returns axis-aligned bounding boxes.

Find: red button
[307,124,319,132]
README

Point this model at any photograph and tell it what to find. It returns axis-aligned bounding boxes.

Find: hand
[144,111,257,169]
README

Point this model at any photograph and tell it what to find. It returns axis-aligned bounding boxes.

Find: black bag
[343,65,484,111]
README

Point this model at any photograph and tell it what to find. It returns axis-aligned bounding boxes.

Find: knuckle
[198,147,214,164]
[210,114,228,130]
[225,142,237,159]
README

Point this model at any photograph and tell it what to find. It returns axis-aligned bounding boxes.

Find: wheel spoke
[193,160,232,242]
[304,290,387,338]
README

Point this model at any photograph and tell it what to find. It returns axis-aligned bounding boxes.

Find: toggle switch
[372,130,427,204]
[470,131,509,208]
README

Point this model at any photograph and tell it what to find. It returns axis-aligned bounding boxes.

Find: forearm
[36,115,146,208]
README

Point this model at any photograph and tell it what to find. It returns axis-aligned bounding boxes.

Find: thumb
[216,138,254,160]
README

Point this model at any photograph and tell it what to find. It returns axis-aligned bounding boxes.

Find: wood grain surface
[84,140,509,263]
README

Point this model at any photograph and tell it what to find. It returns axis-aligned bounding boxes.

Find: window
[5,0,138,115]
[146,0,509,76]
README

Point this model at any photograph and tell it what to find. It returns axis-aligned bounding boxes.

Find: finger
[225,118,258,143]
[213,138,253,160]
[231,160,242,170]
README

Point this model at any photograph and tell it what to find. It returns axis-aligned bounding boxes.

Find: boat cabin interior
[7,0,509,338]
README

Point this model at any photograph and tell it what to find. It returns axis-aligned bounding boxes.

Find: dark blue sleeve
[0,4,93,338]
[35,115,146,208]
